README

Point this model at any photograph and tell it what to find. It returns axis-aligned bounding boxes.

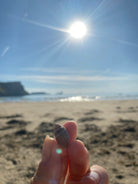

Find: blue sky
[0,0,138,95]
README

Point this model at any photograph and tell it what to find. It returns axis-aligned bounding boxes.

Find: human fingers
[63,121,77,143]
[64,121,90,183]
[65,124,108,184]
[81,165,109,184]
[66,165,109,184]
[88,165,109,184]
[31,135,68,184]
[31,121,77,184]
[66,139,89,183]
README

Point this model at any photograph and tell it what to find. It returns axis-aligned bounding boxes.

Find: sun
[69,21,87,39]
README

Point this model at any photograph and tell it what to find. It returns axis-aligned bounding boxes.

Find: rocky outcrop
[0,82,28,97]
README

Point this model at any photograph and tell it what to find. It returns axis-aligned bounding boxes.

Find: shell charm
[54,124,69,148]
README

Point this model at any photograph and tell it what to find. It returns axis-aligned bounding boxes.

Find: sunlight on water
[60,96,92,102]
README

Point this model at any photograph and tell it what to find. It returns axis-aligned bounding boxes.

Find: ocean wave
[60,96,95,102]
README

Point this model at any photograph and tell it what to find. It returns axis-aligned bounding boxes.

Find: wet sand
[0,100,138,184]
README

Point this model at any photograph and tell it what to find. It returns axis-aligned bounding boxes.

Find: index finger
[63,121,77,144]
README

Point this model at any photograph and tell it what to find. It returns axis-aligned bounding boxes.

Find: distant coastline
[0,81,28,97]
[0,81,64,98]
[29,92,49,95]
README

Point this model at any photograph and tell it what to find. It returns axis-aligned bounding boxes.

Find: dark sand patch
[41,113,52,117]
[78,116,103,122]
[0,119,30,131]
[84,109,101,115]
[85,123,101,132]
[7,119,28,126]
[118,118,138,124]
[30,122,54,149]
[116,106,121,109]
[54,117,73,123]
[117,110,138,113]
[37,122,54,133]
[0,114,22,119]
[15,129,28,135]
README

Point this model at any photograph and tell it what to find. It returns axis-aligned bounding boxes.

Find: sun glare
[69,21,87,39]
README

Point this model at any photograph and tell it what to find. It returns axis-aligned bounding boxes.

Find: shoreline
[0,98,138,103]
[0,93,138,103]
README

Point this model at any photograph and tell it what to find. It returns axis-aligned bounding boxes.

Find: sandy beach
[0,100,138,184]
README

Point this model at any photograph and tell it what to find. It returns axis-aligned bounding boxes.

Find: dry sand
[0,100,138,184]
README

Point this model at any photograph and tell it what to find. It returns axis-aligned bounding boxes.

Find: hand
[31,121,109,184]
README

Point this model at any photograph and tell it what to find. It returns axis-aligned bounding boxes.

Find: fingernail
[89,171,100,183]
[42,135,53,162]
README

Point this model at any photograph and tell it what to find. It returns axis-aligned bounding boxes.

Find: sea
[0,93,138,103]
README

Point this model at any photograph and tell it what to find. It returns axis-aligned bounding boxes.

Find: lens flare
[56,148,62,154]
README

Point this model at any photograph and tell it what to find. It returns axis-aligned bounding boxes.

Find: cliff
[0,82,28,97]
